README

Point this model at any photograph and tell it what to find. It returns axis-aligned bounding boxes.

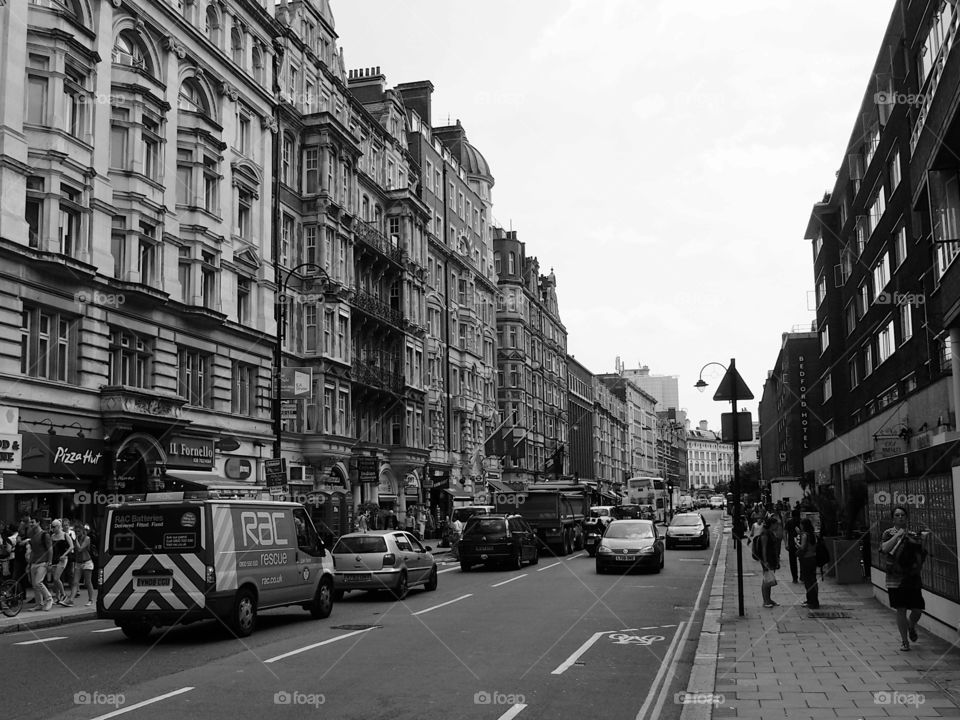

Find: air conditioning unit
[289,465,316,483]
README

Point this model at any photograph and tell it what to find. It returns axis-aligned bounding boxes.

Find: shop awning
[164,472,265,493]
[0,474,77,495]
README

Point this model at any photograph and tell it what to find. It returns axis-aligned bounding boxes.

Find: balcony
[351,359,403,393]
[352,287,404,328]
[354,218,405,266]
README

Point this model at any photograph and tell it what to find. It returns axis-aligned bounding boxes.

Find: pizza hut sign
[20,433,105,477]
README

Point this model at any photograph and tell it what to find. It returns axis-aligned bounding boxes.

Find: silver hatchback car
[332,531,438,600]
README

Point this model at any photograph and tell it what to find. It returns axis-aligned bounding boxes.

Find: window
[849,357,859,389]
[322,309,333,355]
[305,148,319,193]
[868,187,886,234]
[111,216,126,277]
[138,221,160,285]
[111,108,129,169]
[900,303,913,342]
[282,135,293,185]
[237,111,251,154]
[823,372,832,402]
[929,169,960,278]
[203,155,218,213]
[58,184,83,257]
[819,323,830,353]
[179,247,192,303]
[873,253,890,299]
[281,214,293,267]
[845,302,857,336]
[231,27,243,66]
[26,59,49,124]
[25,176,43,248]
[178,348,212,407]
[205,6,221,46]
[142,116,161,180]
[859,282,871,317]
[232,362,256,416]
[63,65,86,139]
[323,386,334,432]
[816,276,826,306]
[895,227,908,268]
[230,272,250,324]
[178,79,209,116]
[338,389,348,434]
[508,252,516,275]
[305,226,318,265]
[889,149,901,191]
[20,305,75,383]
[200,251,218,309]
[108,329,150,388]
[237,188,253,239]
[252,45,265,85]
[112,32,149,72]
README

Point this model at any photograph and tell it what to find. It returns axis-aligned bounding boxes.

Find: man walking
[26,517,53,611]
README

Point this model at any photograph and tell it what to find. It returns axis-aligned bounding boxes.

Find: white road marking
[551,630,621,675]
[491,574,528,588]
[264,627,377,663]
[15,636,67,645]
[636,525,722,720]
[678,558,708,562]
[497,704,528,720]
[92,627,123,633]
[411,593,472,616]
[87,687,194,720]
[567,552,587,559]
[536,561,562,572]
[438,566,460,574]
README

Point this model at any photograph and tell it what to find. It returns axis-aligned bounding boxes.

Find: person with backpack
[880,506,927,651]
[797,518,821,609]
[756,515,783,608]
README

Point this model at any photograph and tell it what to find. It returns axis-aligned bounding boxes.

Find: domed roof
[462,141,494,184]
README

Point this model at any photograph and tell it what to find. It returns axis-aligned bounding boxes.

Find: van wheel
[310,578,333,619]
[231,589,257,637]
[392,571,409,600]
[119,622,152,642]
[424,567,438,591]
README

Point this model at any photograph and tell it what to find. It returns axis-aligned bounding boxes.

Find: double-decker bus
[624,476,668,523]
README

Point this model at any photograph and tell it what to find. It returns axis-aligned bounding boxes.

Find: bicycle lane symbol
[551,628,671,675]
[608,632,666,646]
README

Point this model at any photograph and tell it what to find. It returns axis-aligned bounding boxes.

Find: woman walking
[48,519,74,605]
[797,518,820,609]
[67,525,95,606]
[880,506,926,651]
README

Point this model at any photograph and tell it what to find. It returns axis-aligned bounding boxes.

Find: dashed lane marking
[92,627,123,633]
[536,561,562,572]
[411,593,473,616]
[264,627,378,663]
[497,704,528,720]
[491,574,528,588]
[438,567,460,574]
[87,687,194,720]
[15,636,67,645]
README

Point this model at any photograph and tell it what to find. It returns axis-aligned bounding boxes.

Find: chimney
[699,420,708,431]
[346,66,387,104]
[395,80,435,126]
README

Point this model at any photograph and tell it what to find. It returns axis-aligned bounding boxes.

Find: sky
[333,0,897,431]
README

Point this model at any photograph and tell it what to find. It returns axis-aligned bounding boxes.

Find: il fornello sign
[167,435,215,468]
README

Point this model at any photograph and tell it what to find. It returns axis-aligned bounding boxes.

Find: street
[4,512,725,720]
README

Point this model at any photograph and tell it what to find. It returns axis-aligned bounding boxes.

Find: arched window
[205,6,221,47]
[112,31,151,74]
[178,79,210,116]
[508,251,516,275]
[252,45,265,85]
[231,27,244,66]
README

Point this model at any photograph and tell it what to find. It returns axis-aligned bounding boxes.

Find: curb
[0,609,98,635]
[679,520,727,720]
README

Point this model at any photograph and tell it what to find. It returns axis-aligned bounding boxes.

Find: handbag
[762,569,778,586]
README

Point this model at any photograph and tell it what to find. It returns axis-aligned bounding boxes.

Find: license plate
[475,546,493,552]
[136,577,171,588]
[345,574,370,583]
[614,555,631,562]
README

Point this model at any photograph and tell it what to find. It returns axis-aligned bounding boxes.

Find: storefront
[0,474,77,524]
[15,432,106,524]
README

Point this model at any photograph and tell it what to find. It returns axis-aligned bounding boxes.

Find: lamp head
[694,379,709,393]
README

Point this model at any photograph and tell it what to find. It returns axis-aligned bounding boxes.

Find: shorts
[888,575,925,609]
[81,560,94,571]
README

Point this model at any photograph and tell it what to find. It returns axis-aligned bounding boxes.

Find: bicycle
[0,560,26,617]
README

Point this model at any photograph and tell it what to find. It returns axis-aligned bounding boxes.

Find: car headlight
[639,546,656,554]
[597,545,613,554]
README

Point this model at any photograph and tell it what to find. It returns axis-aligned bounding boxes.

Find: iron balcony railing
[354,218,406,265]
[352,287,404,328]
[351,358,403,393]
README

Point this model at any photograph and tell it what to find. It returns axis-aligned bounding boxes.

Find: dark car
[612,504,642,519]
[665,513,711,550]
[458,515,540,571]
[595,520,664,574]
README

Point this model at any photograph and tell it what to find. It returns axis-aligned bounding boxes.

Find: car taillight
[382,553,396,567]
[205,565,216,585]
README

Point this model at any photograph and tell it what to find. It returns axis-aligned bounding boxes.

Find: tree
[738,461,761,500]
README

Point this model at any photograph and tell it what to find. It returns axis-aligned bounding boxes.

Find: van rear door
[100,505,207,614]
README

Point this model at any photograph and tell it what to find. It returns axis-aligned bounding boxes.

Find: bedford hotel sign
[797,356,809,451]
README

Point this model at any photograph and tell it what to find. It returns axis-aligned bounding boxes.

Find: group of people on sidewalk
[1,513,96,611]
[744,502,929,652]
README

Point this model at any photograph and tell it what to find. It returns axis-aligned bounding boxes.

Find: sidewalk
[0,589,98,635]
[704,528,960,720]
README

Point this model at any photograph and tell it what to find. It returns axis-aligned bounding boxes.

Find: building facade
[685,421,733,491]
[567,356,595,481]
[802,0,960,640]
[493,229,567,485]
[597,373,658,478]
[593,375,627,493]
[619,363,680,412]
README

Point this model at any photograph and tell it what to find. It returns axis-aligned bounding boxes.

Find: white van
[97,498,334,640]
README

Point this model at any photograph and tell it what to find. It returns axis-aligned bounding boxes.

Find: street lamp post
[274,263,332,459]
[696,358,754,617]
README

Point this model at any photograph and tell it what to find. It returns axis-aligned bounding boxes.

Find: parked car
[595,520,664,574]
[332,531,437,601]
[458,514,540,571]
[709,496,726,510]
[665,513,711,549]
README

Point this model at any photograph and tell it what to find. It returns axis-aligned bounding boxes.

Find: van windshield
[108,507,202,555]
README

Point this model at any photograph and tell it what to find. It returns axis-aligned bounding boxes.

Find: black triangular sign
[713,367,754,401]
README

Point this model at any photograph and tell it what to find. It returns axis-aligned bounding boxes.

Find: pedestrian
[758,515,782,608]
[880,506,927,651]
[63,518,77,598]
[357,511,369,533]
[404,508,416,535]
[25,517,53,611]
[13,515,30,600]
[69,524,95,606]
[747,512,764,548]
[48,519,74,605]
[784,509,801,584]
[449,515,464,560]
[797,518,820,609]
